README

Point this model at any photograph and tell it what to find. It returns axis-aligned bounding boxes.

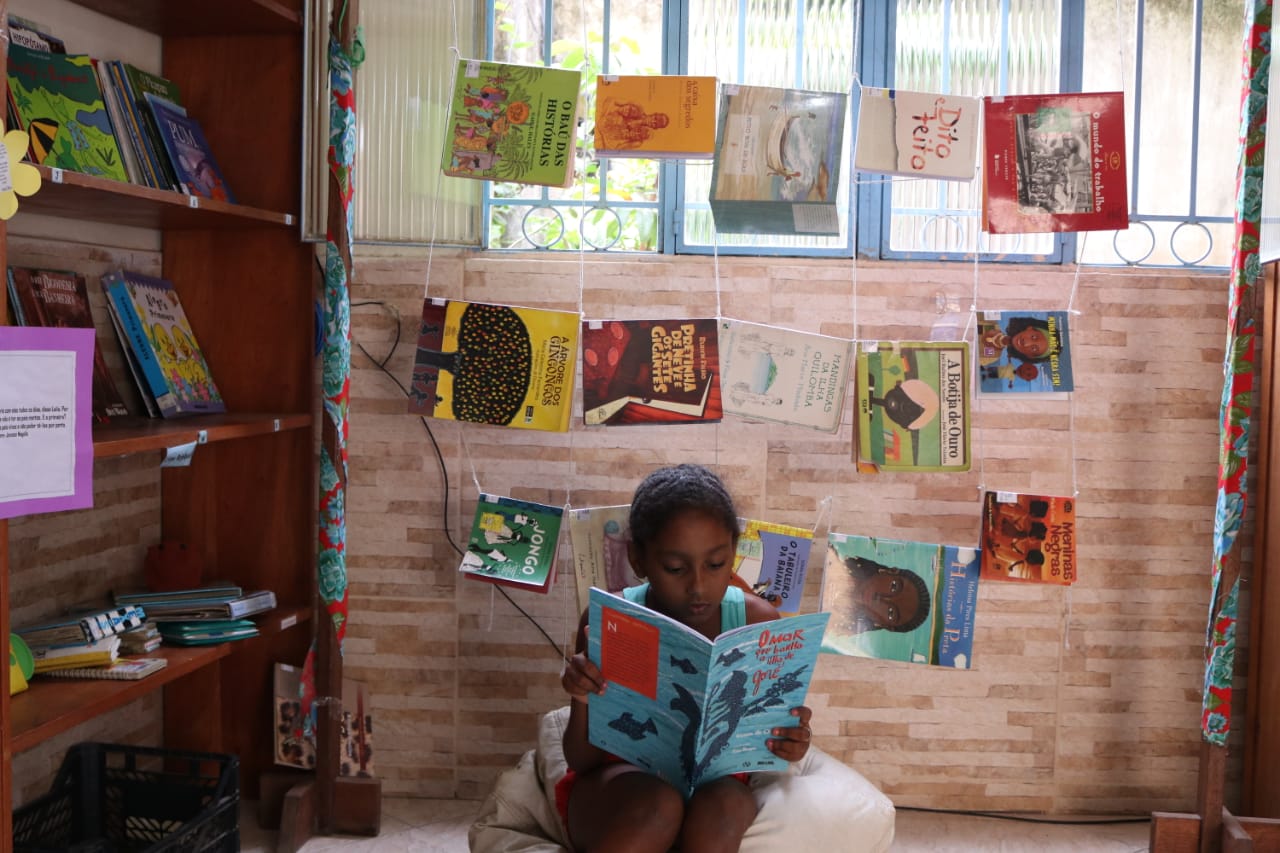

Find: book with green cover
[7,43,128,181]
[459,494,564,593]
[441,58,582,188]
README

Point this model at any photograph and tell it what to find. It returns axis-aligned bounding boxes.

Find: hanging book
[709,84,848,235]
[441,58,581,188]
[980,491,1077,585]
[406,298,579,432]
[718,318,851,432]
[567,504,640,613]
[977,310,1074,394]
[594,75,717,158]
[7,267,130,422]
[733,518,814,617]
[460,494,565,594]
[581,318,722,426]
[820,532,980,668]
[854,341,970,472]
[145,93,235,202]
[853,87,980,180]
[981,91,1128,234]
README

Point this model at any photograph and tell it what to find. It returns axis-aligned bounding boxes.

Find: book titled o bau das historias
[980,491,1077,585]
[854,341,970,472]
[820,533,980,668]
[460,494,565,594]
[581,318,722,426]
[594,75,717,159]
[441,58,581,188]
[853,87,980,181]
[977,310,1074,394]
[587,587,830,796]
[407,298,579,432]
[981,91,1128,234]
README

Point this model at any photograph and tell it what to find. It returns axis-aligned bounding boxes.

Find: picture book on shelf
[594,75,717,158]
[733,518,814,617]
[854,87,980,180]
[980,491,1077,585]
[581,318,722,426]
[854,341,970,472]
[441,58,582,188]
[40,656,168,681]
[718,318,851,432]
[982,91,1128,234]
[8,15,67,54]
[7,266,129,422]
[977,310,1074,394]
[145,93,235,202]
[16,604,145,651]
[101,270,224,418]
[6,43,128,182]
[406,298,579,432]
[567,503,640,613]
[709,84,848,235]
[460,494,565,594]
[820,533,980,668]
[587,587,829,796]
[109,60,185,191]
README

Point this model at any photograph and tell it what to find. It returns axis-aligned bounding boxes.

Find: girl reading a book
[558,463,814,852]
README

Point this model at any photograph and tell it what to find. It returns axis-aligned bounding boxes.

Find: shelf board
[20,167,296,230]
[93,412,313,458]
[65,0,302,36]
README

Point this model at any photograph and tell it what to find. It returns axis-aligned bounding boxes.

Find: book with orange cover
[594,75,717,158]
[979,491,1077,585]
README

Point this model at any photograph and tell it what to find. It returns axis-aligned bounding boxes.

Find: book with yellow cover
[594,75,717,158]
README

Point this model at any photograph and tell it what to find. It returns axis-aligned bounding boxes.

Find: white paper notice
[0,351,78,500]
[162,441,197,467]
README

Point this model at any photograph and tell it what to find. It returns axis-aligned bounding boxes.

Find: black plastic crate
[12,743,239,853]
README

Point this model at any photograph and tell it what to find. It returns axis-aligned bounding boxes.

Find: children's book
[109,60,184,191]
[981,91,1128,234]
[587,587,830,795]
[7,267,130,422]
[581,318,722,426]
[101,270,225,418]
[158,619,259,645]
[854,341,970,472]
[709,84,848,235]
[718,319,851,432]
[980,491,1077,585]
[567,504,640,613]
[8,15,67,54]
[406,298,579,432]
[459,494,565,594]
[6,43,128,182]
[733,518,814,617]
[30,634,121,672]
[441,58,582,188]
[820,533,980,668]
[594,75,717,159]
[145,93,235,202]
[16,605,145,651]
[41,656,168,681]
[854,87,980,180]
[977,310,1074,394]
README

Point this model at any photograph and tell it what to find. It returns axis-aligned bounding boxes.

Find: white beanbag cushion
[470,706,895,853]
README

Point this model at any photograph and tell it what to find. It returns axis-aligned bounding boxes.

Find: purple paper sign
[0,326,95,519]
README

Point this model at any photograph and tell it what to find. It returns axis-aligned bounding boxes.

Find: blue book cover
[820,533,980,668]
[977,310,1074,393]
[144,92,235,203]
[587,587,829,796]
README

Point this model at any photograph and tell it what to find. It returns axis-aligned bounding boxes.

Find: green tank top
[622,583,747,633]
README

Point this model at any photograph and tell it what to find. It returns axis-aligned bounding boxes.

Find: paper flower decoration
[0,120,42,220]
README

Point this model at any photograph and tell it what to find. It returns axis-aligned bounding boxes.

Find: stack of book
[113,584,273,646]
[14,604,161,680]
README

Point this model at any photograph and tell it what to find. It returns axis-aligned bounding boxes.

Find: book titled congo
[980,491,1077,585]
[406,298,579,432]
[459,494,565,594]
[587,587,829,796]
[820,533,980,668]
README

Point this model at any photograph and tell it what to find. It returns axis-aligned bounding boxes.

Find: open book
[587,587,829,796]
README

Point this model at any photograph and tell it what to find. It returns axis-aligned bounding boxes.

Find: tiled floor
[241,797,1153,852]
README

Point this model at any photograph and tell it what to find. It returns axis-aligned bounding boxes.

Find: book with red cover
[581,318,722,426]
[981,91,1128,234]
[979,491,1077,585]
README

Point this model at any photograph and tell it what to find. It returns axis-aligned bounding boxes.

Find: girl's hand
[767,706,813,763]
[561,651,605,704]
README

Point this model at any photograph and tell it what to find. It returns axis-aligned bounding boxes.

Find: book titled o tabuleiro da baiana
[854,340,970,472]
[977,310,1074,394]
[406,298,579,432]
[441,58,582,188]
[981,91,1128,234]
[718,318,852,433]
[586,586,829,796]
[460,494,565,594]
[593,74,717,159]
[733,517,814,618]
[980,491,1077,585]
[820,533,980,668]
[853,87,980,181]
[709,84,848,236]
[581,318,722,426]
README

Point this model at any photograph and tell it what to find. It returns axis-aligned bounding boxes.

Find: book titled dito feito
[854,87,980,180]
